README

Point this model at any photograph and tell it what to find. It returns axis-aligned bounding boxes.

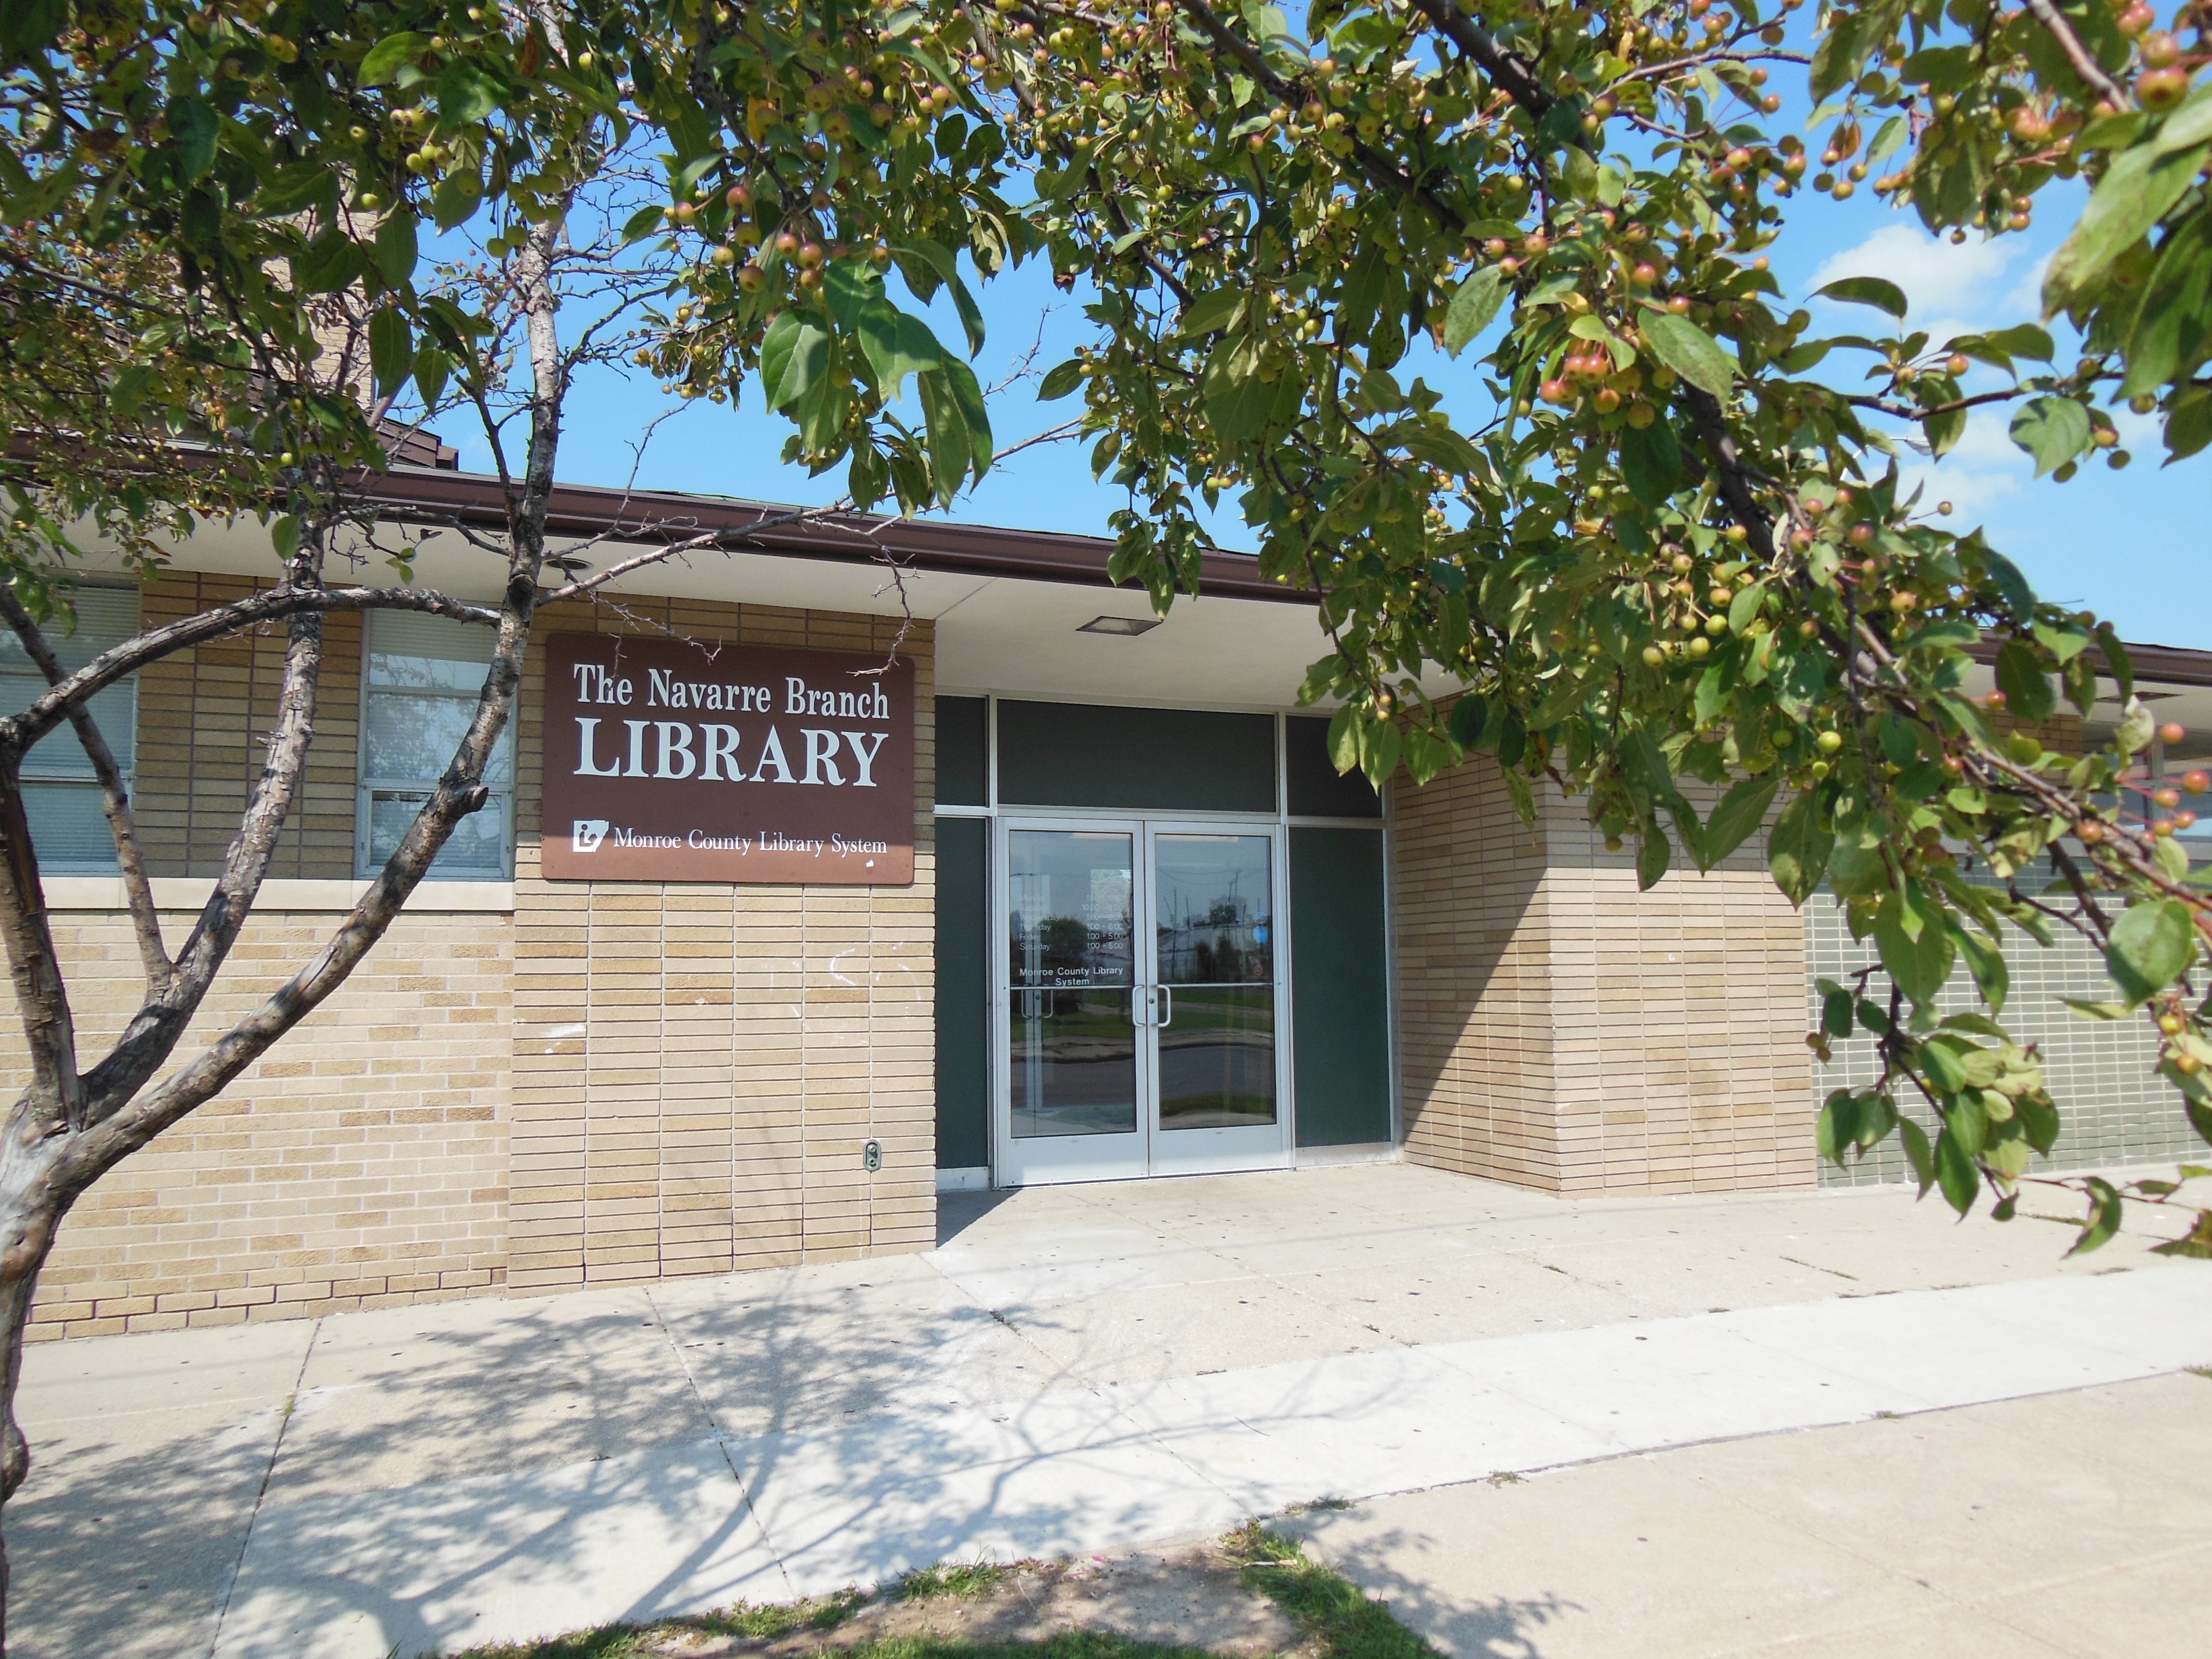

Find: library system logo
[571,819,609,855]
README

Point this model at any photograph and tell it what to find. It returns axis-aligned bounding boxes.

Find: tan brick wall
[137,572,363,881]
[25,907,511,1340]
[1392,750,1560,1186]
[19,585,937,1337]
[507,598,936,1291]
[1391,752,1816,1196]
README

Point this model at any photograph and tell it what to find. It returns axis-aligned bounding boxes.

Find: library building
[10,459,2211,1339]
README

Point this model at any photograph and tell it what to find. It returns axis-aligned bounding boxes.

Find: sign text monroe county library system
[541,632,915,884]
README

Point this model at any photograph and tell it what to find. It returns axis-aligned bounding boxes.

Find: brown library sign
[540,632,915,885]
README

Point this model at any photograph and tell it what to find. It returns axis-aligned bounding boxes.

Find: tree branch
[1401,0,1557,118]
[1,587,499,756]
[0,592,170,997]
[2020,0,2131,107]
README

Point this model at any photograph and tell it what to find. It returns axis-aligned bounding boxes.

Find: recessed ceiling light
[1077,615,1161,637]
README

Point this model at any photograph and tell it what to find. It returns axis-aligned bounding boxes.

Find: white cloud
[1943,408,2032,469]
[1898,464,2022,522]
[2001,250,2054,319]
[1896,410,2030,523]
[1805,225,2028,330]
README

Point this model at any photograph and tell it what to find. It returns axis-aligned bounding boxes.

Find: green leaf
[896,240,986,357]
[1203,344,1275,443]
[1727,580,1766,636]
[1952,923,2008,1016]
[1940,1011,2009,1039]
[1177,287,1246,338]
[1979,547,2038,623]
[1899,1115,1936,1197]
[412,344,449,409]
[1816,1089,1860,1164]
[1619,415,1682,507]
[2009,396,2092,477]
[2065,1175,2124,1256]
[1636,822,1671,890]
[1502,765,1536,829]
[1896,617,1980,654]
[2150,1211,2212,1259]
[1359,720,1403,790]
[939,356,993,481]
[1814,275,1908,319]
[1443,265,1508,358]
[760,313,830,411]
[373,214,419,289]
[916,366,974,505]
[1821,983,1855,1038]
[1918,1037,1972,1094]
[293,228,368,295]
[437,60,507,126]
[1704,775,1779,866]
[2062,997,2136,1020]
[1768,789,1833,907]
[1994,637,2056,723]
[1934,1125,1979,1215]
[2105,899,2196,1005]
[1639,311,1736,400]
[1338,247,1390,346]
[1447,695,1488,748]
[168,94,218,184]
[369,307,414,400]
[1979,322,2055,363]
[1326,706,1360,775]
[622,203,668,246]
[1038,359,1085,400]
[2045,126,2212,316]
[361,31,431,85]
[1876,886,1956,1004]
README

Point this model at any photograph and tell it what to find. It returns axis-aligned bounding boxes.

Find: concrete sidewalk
[12,1164,2210,1659]
[1286,1373,2212,1659]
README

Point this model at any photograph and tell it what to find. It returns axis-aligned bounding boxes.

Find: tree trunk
[0,1150,61,1659]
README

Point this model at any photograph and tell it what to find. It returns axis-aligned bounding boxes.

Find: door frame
[1140,818,1294,1178]
[990,813,1293,1187]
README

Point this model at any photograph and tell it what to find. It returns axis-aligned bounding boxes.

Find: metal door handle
[1155,985,1174,1030]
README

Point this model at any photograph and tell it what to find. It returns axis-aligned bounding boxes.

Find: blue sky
[449,49,2212,653]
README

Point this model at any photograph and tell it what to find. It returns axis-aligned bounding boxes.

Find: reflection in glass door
[1147,830,1286,1175]
[1002,828,1146,1181]
[995,819,1290,1184]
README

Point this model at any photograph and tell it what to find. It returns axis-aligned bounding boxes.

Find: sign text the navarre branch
[540,633,915,885]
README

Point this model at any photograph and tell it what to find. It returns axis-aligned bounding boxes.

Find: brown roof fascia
[356,466,1312,605]
[1963,635,2212,689]
[354,469,2212,679]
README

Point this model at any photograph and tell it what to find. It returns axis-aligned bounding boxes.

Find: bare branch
[2,588,499,755]
[0,590,169,996]
[2020,0,2132,107]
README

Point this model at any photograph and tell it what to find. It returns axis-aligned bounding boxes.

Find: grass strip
[1223,1523,1437,1659]
[447,1520,1431,1659]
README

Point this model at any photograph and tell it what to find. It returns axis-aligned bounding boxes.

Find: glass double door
[995,819,1290,1184]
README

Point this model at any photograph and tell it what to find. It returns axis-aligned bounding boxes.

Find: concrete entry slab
[11,1163,2209,1659]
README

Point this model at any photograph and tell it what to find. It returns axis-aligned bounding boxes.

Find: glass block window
[1806,858,2199,1184]
[356,612,513,879]
[0,586,139,874]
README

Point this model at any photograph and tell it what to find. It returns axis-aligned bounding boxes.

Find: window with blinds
[357,611,514,880]
[0,586,139,874]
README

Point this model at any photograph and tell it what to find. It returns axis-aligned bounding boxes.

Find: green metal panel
[1290,827,1392,1146]
[935,816,991,1170]
[1285,713,1382,818]
[997,700,1274,812]
[938,696,988,806]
